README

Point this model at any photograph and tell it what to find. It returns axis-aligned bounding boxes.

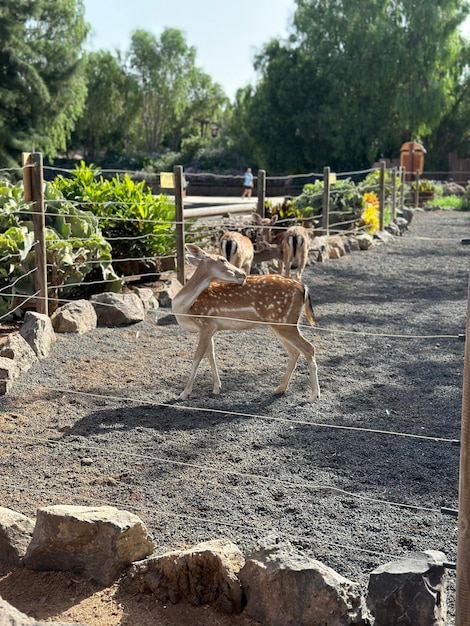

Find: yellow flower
[361,192,379,233]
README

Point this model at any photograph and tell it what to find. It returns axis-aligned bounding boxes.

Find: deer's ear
[185,244,208,266]
[185,244,205,258]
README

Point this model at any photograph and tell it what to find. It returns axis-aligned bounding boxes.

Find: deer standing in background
[219,230,254,274]
[280,225,310,280]
[172,244,320,403]
[251,221,311,280]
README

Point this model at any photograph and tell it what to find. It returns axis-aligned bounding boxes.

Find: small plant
[0,179,120,319]
[410,179,435,193]
[265,197,305,222]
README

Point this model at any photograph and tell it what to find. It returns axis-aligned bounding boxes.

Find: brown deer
[172,244,320,402]
[219,231,254,274]
[252,224,310,280]
[280,225,310,280]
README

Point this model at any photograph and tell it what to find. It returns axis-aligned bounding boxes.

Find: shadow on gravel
[58,394,282,439]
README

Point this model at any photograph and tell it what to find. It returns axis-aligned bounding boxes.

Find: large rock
[328,235,347,259]
[90,293,145,325]
[443,181,465,196]
[355,233,374,250]
[0,597,86,625]
[133,287,159,311]
[156,275,183,308]
[239,536,371,625]
[51,300,97,334]
[367,550,447,625]
[20,311,56,358]
[125,538,245,614]
[0,507,35,566]
[23,505,155,586]
[0,334,37,395]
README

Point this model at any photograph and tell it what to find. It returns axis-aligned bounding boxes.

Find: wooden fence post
[174,166,185,285]
[379,160,386,231]
[414,170,420,208]
[322,166,330,235]
[456,279,470,625]
[257,169,266,218]
[391,166,397,223]
[22,152,48,316]
[399,166,406,211]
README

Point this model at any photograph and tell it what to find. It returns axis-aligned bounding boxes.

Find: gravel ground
[0,207,468,624]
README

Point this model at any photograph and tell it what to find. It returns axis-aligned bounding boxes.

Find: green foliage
[0,178,120,319]
[410,178,436,192]
[425,195,468,210]
[293,178,364,228]
[72,51,141,159]
[232,0,470,172]
[265,197,304,222]
[0,0,89,165]
[50,162,180,275]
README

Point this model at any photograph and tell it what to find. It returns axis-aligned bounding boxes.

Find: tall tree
[240,0,470,172]
[0,0,89,165]
[73,51,141,158]
[126,28,227,154]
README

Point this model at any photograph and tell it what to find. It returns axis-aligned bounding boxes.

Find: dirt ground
[0,207,468,625]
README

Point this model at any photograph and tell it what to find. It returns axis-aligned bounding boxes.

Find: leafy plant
[293,178,365,230]
[51,162,184,276]
[264,197,305,222]
[425,195,470,210]
[0,179,120,319]
[410,178,435,192]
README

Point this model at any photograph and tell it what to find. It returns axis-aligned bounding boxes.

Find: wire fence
[0,154,466,619]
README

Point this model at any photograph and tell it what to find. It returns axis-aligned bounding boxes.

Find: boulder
[309,235,329,263]
[344,236,361,252]
[156,275,183,308]
[367,550,447,625]
[373,229,395,244]
[133,287,159,311]
[51,300,97,334]
[239,535,371,625]
[20,311,56,358]
[23,505,155,586]
[443,182,465,196]
[0,334,37,394]
[0,506,35,566]
[328,236,347,259]
[90,292,145,326]
[356,233,374,250]
[125,538,245,614]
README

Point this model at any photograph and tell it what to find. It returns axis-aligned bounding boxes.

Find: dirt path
[0,208,468,625]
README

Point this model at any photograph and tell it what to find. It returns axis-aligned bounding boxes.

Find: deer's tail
[303,285,315,326]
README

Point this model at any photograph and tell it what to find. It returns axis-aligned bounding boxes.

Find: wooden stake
[174,165,185,285]
[456,278,470,625]
[21,152,48,316]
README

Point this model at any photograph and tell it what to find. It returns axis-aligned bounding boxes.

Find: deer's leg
[282,249,290,277]
[273,327,320,402]
[179,328,217,400]
[205,337,222,394]
[272,335,300,394]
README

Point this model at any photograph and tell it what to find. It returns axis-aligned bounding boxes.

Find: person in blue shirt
[242,167,254,198]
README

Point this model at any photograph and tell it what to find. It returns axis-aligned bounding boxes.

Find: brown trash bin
[400,140,426,174]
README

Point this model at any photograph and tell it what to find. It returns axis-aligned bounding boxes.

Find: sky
[82,0,296,100]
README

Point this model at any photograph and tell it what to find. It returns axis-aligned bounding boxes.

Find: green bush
[293,178,364,230]
[0,179,120,319]
[51,162,180,276]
